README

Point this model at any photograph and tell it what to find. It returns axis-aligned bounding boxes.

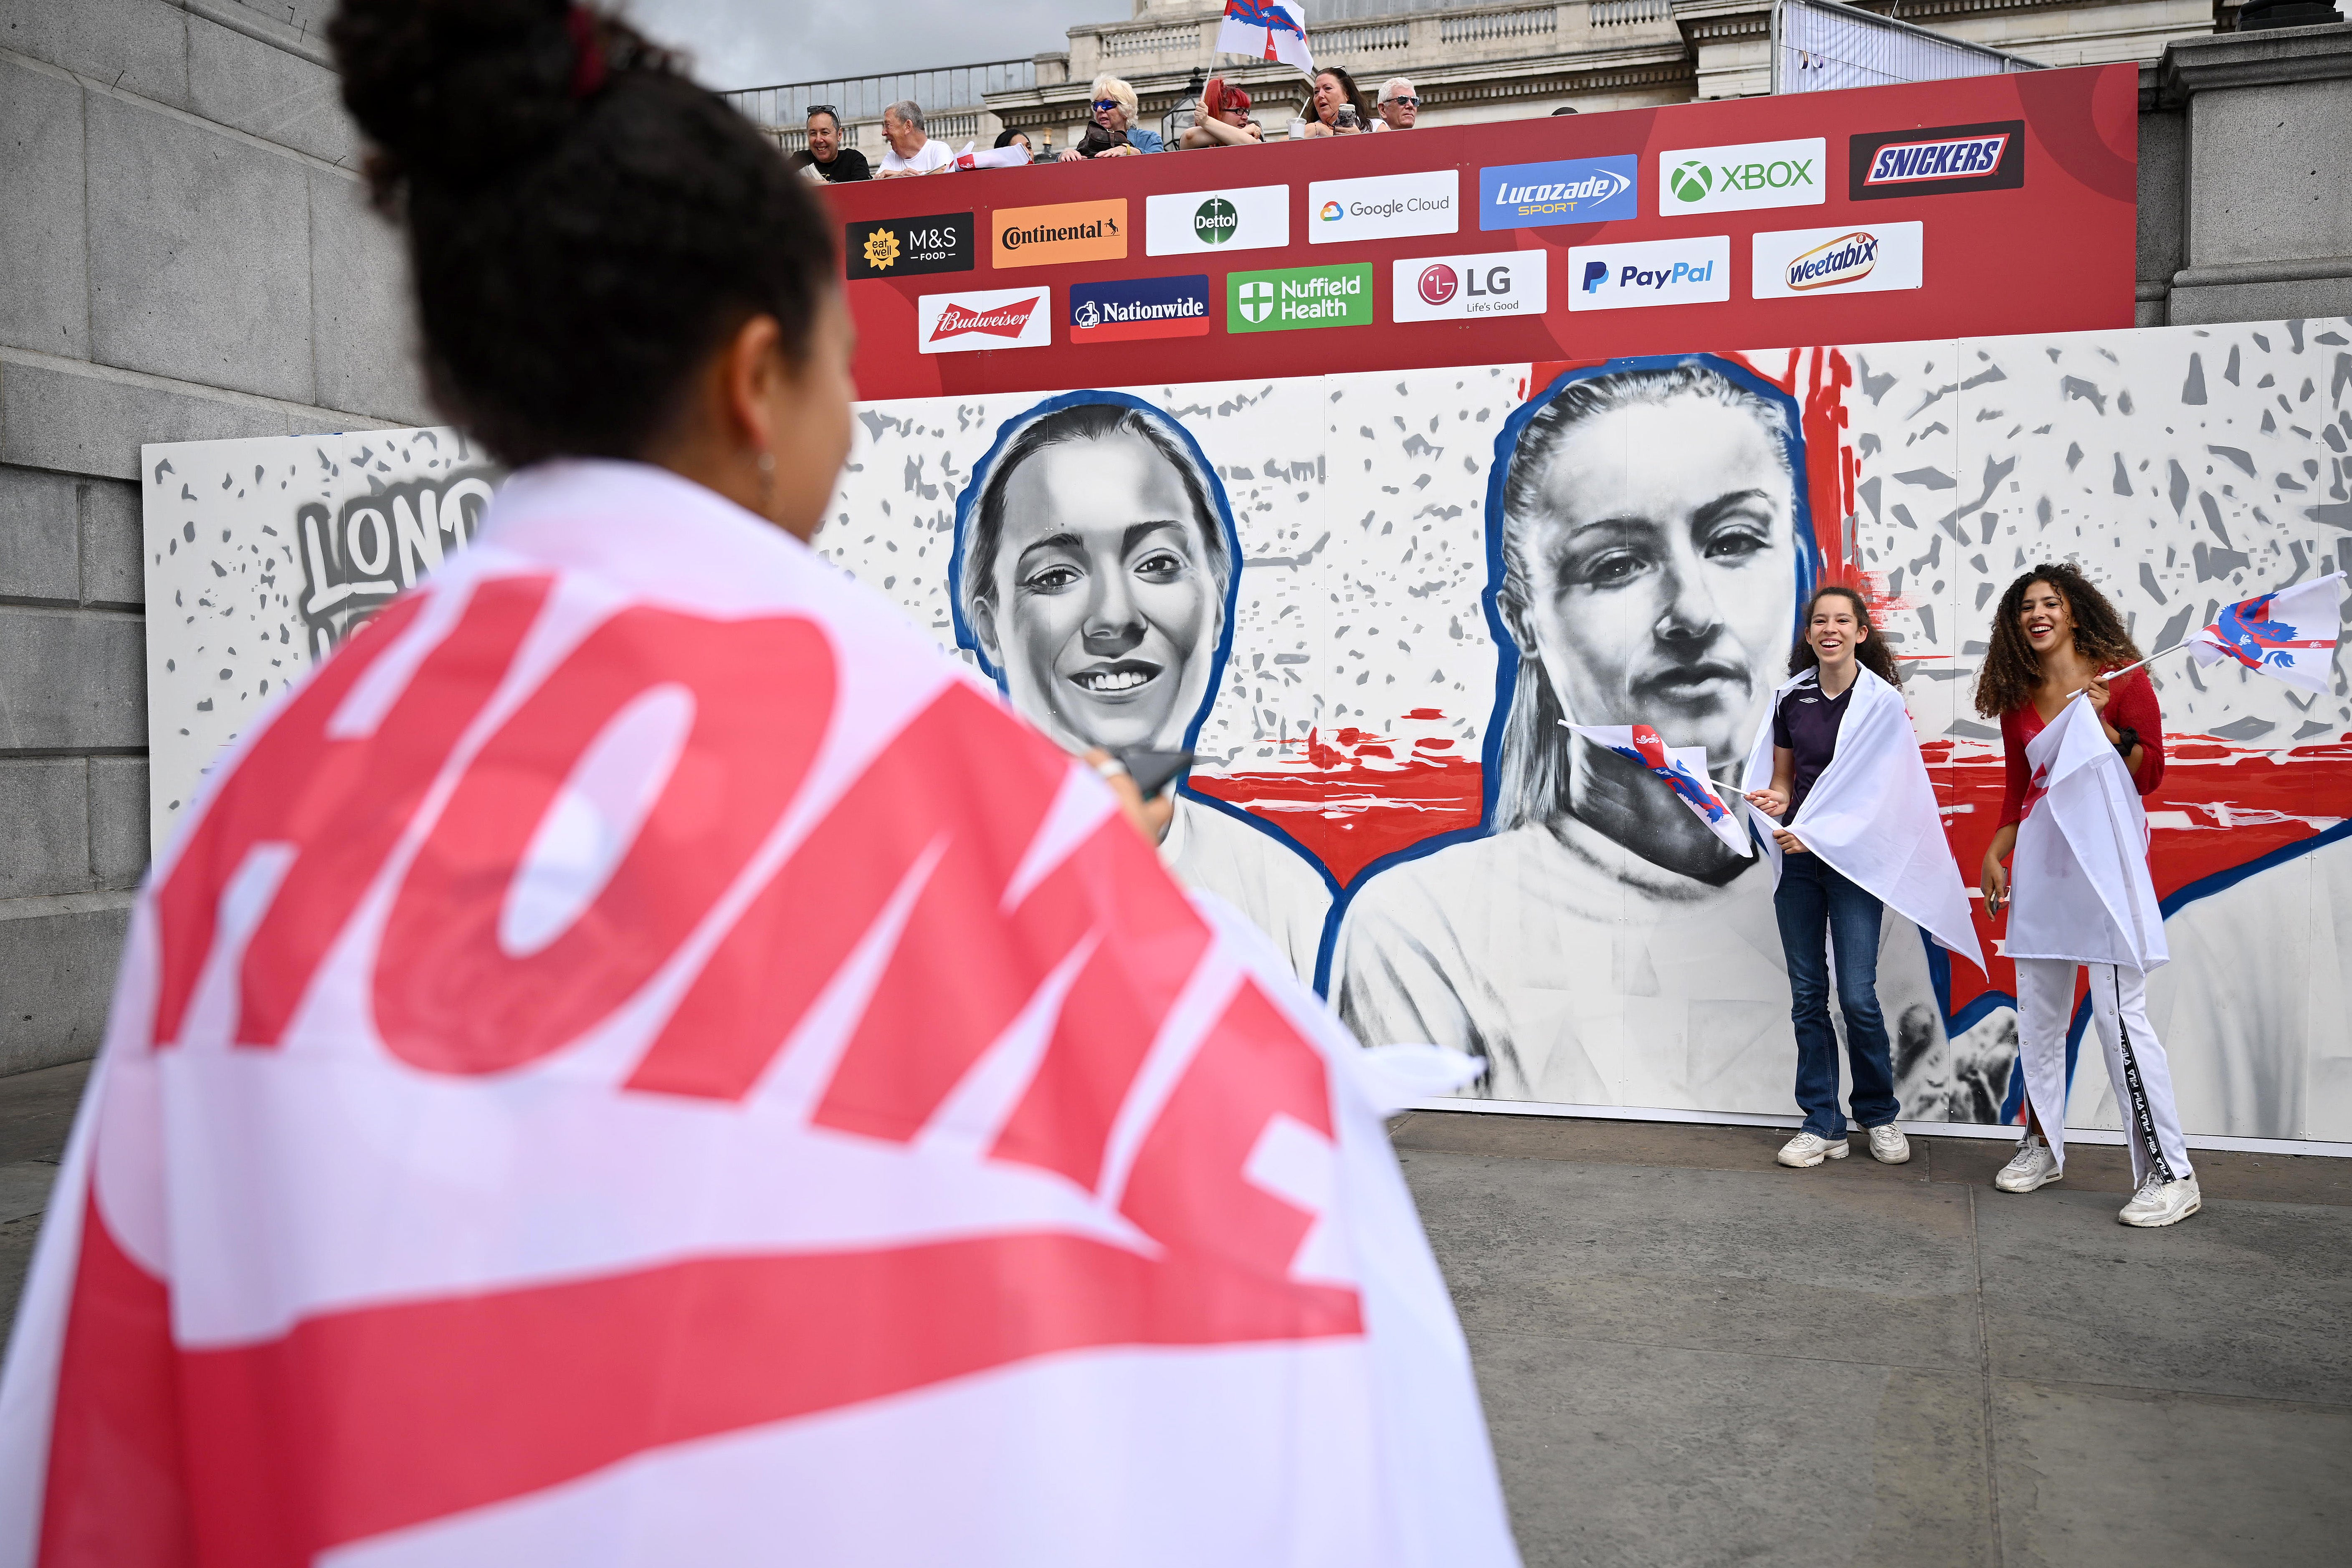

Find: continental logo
[990,199,1128,268]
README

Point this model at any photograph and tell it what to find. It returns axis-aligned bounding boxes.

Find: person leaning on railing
[1179,77,1262,148]
[876,98,952,176]
[1057,74,1162,160]
[787,104,869,182]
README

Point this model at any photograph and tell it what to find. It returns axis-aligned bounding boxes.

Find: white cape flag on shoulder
[1570,723,1753,857]
[2185,572,2344,694]
[1218,0,1315,78]
[0,461,1517,1568]
[2003,689,2167,971]
[1740,667,1985,972]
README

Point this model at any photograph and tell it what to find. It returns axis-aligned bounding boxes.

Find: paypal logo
[1566,236,1732,313]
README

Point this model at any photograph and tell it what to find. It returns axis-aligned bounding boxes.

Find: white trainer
[1866,1124,1911,1164]
[1777,1131,1850,1168]
[1993,1136,2061,1193]
[2119,1172,2201,1228]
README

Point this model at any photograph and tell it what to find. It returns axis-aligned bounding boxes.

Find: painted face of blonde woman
[1515,396,1797,768]
[977,433,1221,754]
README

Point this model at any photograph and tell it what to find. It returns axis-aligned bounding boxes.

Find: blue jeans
[1772,852,1899,1139]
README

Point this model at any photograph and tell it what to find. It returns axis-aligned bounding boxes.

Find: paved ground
[3,1064,2346,1565]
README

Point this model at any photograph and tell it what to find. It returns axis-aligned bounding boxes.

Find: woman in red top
[1976,565,2199,1227]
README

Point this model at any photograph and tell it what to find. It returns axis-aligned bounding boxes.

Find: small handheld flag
[2185,573,2344,694]
[951,141,1030,170]
[1569,722,1754,857]
[1218,0,1315,79]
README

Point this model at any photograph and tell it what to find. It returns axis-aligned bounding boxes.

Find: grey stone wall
[0,0,427,1076]
[2137,21,2352,324]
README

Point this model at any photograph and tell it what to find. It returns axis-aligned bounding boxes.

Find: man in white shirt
[876,99,952,177]
[1376,79,1419,131]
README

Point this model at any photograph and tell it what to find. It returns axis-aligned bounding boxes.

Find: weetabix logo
[991,199,1128,268]
[843,213,974,280]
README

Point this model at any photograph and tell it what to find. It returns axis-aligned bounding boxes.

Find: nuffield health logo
[1478,157,1637,230]
[1227,264,1373,333]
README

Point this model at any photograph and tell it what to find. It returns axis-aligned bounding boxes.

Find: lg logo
[1417,265,1458,306]
[1419,263,1513,305]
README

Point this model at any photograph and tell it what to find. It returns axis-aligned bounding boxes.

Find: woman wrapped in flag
[1975,564,2201,1228]
[1741,587,1985,1170]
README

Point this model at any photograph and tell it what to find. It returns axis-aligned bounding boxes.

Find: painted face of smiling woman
[961,403,1231,755]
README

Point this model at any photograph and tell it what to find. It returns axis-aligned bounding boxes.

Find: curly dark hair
[1789,585,1901,686]
[329,0,835,467]
[1972,562,2142,717]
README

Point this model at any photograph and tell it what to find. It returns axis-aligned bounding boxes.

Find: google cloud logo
[1318,200,1344,222]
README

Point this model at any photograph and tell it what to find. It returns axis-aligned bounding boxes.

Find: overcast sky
[620,0,1132,91]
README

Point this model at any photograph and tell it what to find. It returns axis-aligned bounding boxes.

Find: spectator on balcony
[877,99,952,177]
[1299,67,1372,137]
[994,127,1037,162]
[1376,78,1419,130]
[788,105,871,183]
[1057,74,1163,160]
[1179,77,1262,149]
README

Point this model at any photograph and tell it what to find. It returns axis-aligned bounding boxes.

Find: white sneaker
[1993,1136,2061,1193]
[1777,1131,1850,1168]
[2119,1172,2201,1228]
[1866,1124,1911,1164]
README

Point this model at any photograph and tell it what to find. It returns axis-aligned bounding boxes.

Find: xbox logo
[1668,161,1713,205]
[1194,196,1239,245]
[1237,279,1273,324]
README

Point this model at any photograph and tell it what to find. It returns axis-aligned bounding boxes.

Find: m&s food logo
[991,199,1129,268]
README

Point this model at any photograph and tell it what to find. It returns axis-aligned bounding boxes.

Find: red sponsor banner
[827,64,2136,401]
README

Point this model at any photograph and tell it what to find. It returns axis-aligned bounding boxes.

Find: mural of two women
[949,359,1948,1119]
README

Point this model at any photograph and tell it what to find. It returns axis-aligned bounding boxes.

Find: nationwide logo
[1478,157,1638,230]
[1749,220,1922,299]
[1308,170,1459,243]
[1653,138,1825,216]
[1227,263,1374,333]
[843,212,975,280]
[917,285,1053,353]
[1848,120,2025,200]
[1566,236,1731,311]
[931,299,1038,341]
[1390,249,1547,323]
[1068,274,1212,342]
[991,199,1129,268]
[1144,185,1289,256]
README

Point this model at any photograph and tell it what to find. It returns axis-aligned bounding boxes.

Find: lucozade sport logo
[1478,156,1637,229]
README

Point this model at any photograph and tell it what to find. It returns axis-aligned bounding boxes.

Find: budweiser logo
[930,297,1039,341]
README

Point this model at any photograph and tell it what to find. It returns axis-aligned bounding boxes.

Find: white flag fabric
[1569,723,1753,857]
[1738,667,1985,972]
[2185,571,2344,694]
[952,140,1031,170]
[0,461,1518,1568]
[2002,689,2168,972]
[1217,0,1315,78]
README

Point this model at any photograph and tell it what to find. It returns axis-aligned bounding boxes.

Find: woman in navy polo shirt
[1744,586,1911,1169]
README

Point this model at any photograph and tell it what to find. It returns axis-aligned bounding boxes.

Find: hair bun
[331,0,610,197]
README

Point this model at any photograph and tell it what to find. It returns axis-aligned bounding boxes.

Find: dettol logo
[1667,161,1713,206]
[1194,197,1239,245]
[1237,280,1275,324]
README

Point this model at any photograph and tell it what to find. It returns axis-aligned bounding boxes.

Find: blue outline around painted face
[950,390,1244,757]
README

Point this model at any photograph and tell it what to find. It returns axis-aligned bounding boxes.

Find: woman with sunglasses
[1057,74,1162,160]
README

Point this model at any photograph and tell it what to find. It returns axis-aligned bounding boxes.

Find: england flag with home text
[0,461,1517,1567]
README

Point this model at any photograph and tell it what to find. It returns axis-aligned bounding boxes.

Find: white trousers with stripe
[2014,958,2196,1186]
